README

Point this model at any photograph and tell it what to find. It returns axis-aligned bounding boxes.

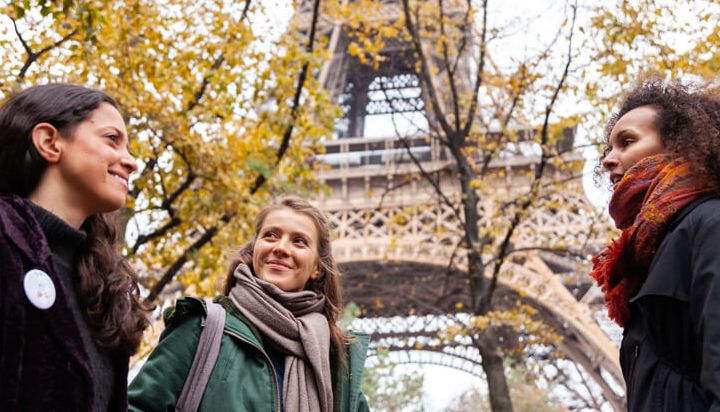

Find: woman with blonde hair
[129,197,371,412]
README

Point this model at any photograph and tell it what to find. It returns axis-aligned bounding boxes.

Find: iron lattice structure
[294,0,624,409]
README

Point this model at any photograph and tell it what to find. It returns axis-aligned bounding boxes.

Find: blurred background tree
[1,0,336,304]
[445,363,565,412]
[361,349,426,412]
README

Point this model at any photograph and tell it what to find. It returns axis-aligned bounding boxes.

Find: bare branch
[377,174,414,210]
[11,17,32,56]
[35,29,78,57]
[131,217,181,254]
[437,0,462,132]
[249,0,321,194]
[12,16,78,80]
[128,158,157,199]
[239,0,253,22]
[572,361,603,409]
[460,0,488,137]
[484,1,578,307]
[380,88,463,223]
[145,214,231,302]
[397,136,464,223]
[401,0,455,137]
[440,236,465,298]
[185,0,251,111]
[539,3,577,158]
[450,5,473,76]
[186,53,225,112]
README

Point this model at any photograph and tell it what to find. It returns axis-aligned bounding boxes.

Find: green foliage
[340,301,362,328]
[446,363,565,412]
[361,349,426,412]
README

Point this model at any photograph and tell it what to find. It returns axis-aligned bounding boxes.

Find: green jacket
[128,297,370,412]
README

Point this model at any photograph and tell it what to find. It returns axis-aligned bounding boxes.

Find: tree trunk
[478,332,514,412]
[460,171,514,412]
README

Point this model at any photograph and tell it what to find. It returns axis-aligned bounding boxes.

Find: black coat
[621,197,720,411]
[0,194,129,412]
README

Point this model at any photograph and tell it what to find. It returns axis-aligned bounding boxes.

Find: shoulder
[0,193,42,242]
[676,197,720,231]
[0,193,34,224]
[162,296,263,346]
[0,194,48,258]
[347,332,371,354]
[642,197,720,301]
[346,331,371,373]
[675,197,720,250]
[660,197,720,251]
[162,296,205,327]
[0,194,52,284]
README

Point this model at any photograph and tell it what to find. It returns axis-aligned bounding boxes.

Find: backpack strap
[175,298,226,412]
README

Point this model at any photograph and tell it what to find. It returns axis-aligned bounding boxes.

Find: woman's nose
[121,150,138,174]
[272,238,290,256]
[602,153,619,171]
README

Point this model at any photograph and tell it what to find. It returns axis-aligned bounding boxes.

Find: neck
[29,175,89,229]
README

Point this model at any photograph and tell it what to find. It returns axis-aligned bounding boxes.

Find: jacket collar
[667,194,719,232]
[346,332,370,412]
[0,193,95,399]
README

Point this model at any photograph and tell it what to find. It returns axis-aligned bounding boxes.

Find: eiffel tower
[294,1,624,409]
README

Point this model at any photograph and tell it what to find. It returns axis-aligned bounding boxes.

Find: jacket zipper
[224,330,281,412]
[629,344,639,395]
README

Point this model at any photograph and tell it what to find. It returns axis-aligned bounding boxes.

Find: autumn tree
[317,0,623,410]
[587,0,720,108]
[1,0,335,302]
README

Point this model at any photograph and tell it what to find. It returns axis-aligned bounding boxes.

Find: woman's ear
[31,123,63,164]
[310,264,321,281]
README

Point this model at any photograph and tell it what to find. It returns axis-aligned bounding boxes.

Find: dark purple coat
[0,193,129,412]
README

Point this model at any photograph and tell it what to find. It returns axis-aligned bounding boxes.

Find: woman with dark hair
[592,81,720,410]
[128,197,370,412]
[0,84,150,411]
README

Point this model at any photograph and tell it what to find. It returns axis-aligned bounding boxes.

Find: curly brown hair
[0,84,151,356]
[598,80,720,190]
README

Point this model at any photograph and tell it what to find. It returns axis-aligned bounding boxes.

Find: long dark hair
[597,80,720,190]
[223,197,350,368]
[0,84,150,356]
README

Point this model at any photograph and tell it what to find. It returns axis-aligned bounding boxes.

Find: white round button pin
[23,269,56,309]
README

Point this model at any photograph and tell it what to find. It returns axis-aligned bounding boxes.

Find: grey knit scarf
[229,264,332,412]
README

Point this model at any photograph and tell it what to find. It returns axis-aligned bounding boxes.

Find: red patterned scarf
[590,154,713,327]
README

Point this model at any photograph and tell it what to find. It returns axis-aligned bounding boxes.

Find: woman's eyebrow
[101,125,125,133]
[614,128,636,141]
[100,125,129,139]
[261,225,312,238]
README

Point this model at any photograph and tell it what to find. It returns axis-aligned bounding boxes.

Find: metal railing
[315,135,447,169]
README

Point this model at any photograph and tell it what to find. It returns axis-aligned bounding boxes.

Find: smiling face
[56,102,137,215]
[603,105,666,189]
[252,207,320,292]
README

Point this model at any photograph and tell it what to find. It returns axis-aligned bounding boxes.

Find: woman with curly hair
[592,80,720,410]
[128,197,371,412]
[0,84,150,411]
